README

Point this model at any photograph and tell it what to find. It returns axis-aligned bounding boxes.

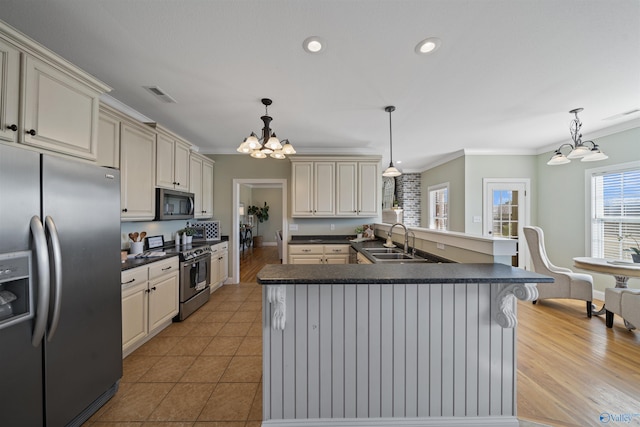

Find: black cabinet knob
[6,124,17,132]
[27,129,37,136]
[122,208,128,212]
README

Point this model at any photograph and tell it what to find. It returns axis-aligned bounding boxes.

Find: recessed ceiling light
[303,36,325,53]
[415,37,441,55]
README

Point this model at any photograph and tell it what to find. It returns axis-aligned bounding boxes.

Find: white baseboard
[261,416,519,427]
[594,289,604,302]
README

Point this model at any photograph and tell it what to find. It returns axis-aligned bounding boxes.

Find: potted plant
[248,202,269,247]
[355,226,364,239]
[618,234,640,263]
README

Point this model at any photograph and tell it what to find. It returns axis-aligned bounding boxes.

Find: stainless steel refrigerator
[0,144,122,426]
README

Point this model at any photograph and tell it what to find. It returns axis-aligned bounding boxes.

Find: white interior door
[483,179,530,269]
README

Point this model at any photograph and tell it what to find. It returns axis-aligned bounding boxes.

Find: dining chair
[523,226,593,317]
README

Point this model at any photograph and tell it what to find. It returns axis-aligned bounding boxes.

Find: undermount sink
[363,247,403,254]
[369,252,429,263]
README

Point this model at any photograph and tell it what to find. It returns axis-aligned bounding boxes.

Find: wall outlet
[330,224,335,231]
[289,224,298,231]
[437,243,445,250]
[473,216,482,223]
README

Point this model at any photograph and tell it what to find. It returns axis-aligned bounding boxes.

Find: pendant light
[382,105,401,177]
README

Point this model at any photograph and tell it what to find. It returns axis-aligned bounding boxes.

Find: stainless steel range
[165,244,212,321]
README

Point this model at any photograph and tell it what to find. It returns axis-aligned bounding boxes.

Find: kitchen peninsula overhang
[257,263,552,427]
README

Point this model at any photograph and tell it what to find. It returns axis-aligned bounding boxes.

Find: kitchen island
[257,264,552,427]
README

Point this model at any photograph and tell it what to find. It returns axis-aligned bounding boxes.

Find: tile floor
[86,280,264,427]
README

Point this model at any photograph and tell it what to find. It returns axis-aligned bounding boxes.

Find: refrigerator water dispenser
[0,251,34,329]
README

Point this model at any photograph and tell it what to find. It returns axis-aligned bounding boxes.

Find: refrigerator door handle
[30,215,50,347]
[45,216,63,342]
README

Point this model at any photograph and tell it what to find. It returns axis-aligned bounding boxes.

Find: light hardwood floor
[85,247,640,426]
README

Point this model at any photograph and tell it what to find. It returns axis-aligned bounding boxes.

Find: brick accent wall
[395,173,421,227]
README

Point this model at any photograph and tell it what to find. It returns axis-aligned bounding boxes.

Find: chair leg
[606,310,614,328]
[532,300,537,305]
[586,301,592,318]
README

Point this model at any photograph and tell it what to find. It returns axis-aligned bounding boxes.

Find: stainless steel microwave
[155,188,194,220]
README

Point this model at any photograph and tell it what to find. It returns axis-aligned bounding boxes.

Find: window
[589,162,640,260]
[428,183,448,230]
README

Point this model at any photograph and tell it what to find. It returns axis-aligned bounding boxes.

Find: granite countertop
[121,236,229,271]
[257,263,554,285]
[289,235,357,245]
[121,253,177,271]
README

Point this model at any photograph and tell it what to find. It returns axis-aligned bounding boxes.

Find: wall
[420,156,465,232]
[395,173,421,227]
[250,187,282,244]
[464,155,538,235]
[536,127,640,292]
[209,154,289,240]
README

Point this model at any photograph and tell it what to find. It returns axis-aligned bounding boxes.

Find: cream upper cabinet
[190,152,215,219]
[357,161,379,216]
[292,162,314,216]
[336,162,358,216]
[0,22,109,159]
[0,39,20,144]
[314,162,335,216]
[201,157,214,217]
[154,125,191,192]
[291,161,335,216]
[22,56,101,160]
[292,156,380,218]
[120,120,156,221]
[96,104,121,168]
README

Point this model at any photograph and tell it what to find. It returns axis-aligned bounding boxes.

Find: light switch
[473,216,482,223]
[289,224,298,231]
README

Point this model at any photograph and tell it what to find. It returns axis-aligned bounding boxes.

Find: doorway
[483,178,530,269]
[231,178,287,284]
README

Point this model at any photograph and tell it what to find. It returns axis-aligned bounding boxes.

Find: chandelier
[237,98,296,159]
[382,105,401,177]
[547,108,608,165]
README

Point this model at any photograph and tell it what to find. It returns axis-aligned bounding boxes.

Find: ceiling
[2,0,639,171]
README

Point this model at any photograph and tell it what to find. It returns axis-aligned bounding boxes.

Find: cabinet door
[209,250,220,288]
[314,162,335,216]
[324,255,350,264]
[219,250,228,282]
[336,162,357,216]
[97,106,120,168]
[292,162,314,216]
[358,162,379,216]
[174,140,191,192]
[155,132,175,189]
[22,55,100,160]
[120,121,156,220]
[121,281,149,354]
[190,155,203,218]
[289,255,324,264]
[148,271,179,331]
[0,39,20,144]
[200,158,214,218]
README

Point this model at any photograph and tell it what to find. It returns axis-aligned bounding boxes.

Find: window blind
[591,167,640,259]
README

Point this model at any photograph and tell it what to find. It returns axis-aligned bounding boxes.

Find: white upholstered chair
[605,288,640,330]
[523,226,594,317]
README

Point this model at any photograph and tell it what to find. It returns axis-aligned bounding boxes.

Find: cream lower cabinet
[288,244,349,264]
[121,256,179,357]
[210,241,229,292]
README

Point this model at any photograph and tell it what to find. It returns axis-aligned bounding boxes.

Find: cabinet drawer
[148,257,179,281]
[324,245,350,254]
[121,267,148,290]
[289,245,323,255]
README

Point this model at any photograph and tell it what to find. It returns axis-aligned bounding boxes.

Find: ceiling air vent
[143,86,177,103]
[603,108,640,120]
